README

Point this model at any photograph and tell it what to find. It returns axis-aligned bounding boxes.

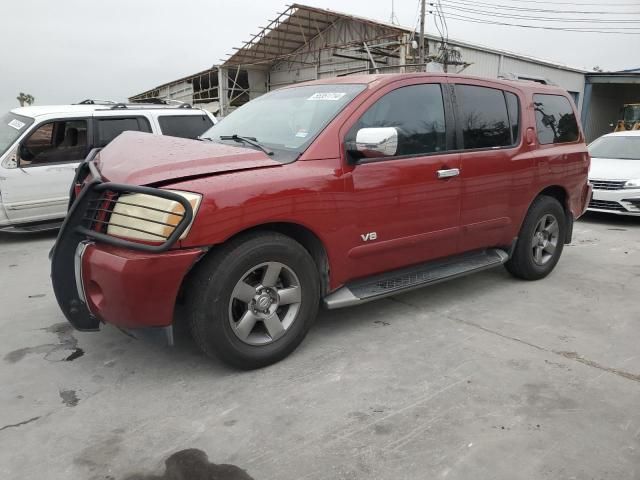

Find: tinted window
[158,114,214,139]
[505,92,520,143]
[20,119,88,165]
[96,117,151,147]
[533,94,579,144]
[456,85,511,149]
[350,84,446,156]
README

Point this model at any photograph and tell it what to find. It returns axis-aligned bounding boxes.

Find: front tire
[505,195,566,280]
[187,232,320,369]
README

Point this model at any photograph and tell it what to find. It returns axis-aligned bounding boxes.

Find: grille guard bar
[65,153,195,253]
[77,182,194,253]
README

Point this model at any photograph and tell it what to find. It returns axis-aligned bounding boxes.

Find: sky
[0,0,635,113]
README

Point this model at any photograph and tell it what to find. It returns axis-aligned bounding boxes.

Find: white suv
[0,101,216,231]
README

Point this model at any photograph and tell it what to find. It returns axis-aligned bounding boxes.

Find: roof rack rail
[129,98,169,105]
[101,102,195,111]
[76,99,117,105]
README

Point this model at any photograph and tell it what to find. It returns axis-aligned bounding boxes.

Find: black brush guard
[51,150,194,330]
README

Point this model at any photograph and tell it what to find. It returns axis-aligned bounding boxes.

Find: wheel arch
[537,185,568,210]
[182,222,331,299]
[525,185,573,244]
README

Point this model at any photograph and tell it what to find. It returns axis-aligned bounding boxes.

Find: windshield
[589,135,640,160]
[0,112,34,158]
[201,83,366,162]
[623,105,640,123]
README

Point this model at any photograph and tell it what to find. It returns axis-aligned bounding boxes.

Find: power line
[412,0,423,36]
[440,3,640,23]
[471,0,640,6]
[437,11,640,34]
[439,0,640,15]
[437,0,449,42]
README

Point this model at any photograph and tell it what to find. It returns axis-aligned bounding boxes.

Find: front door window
[20,119,88,166]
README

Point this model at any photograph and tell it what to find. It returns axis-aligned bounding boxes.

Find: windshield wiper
[218,134,273,156]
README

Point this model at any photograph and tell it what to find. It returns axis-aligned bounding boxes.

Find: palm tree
[16,92,35,107]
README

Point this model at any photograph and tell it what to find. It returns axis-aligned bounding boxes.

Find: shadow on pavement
[578,211,640,228]
[122,449,255,480]
[0,229,58,244]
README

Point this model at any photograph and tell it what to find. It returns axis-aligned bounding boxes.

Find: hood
[95,131,281,185]
[589,157,640,181]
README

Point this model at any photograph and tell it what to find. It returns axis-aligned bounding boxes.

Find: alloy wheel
[531,213,560,266]
[228,262,302,346]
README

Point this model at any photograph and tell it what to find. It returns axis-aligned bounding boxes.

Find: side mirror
[1,145,19,169]
[350,127,398,159]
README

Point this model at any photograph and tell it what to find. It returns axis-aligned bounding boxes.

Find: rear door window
[455,85,512,149]
[157,114,214,139]
[533,94,579,144]
[348,83,447,157]
[95,117,151,147]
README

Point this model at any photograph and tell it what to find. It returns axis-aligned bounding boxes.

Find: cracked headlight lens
[106,190,202,242]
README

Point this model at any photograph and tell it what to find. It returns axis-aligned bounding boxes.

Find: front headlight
[624,179,640,189]
[106,190,202,242]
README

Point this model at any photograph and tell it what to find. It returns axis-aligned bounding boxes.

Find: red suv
[51,74,592,369]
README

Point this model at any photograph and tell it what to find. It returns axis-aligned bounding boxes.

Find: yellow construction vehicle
[614,103,640,131]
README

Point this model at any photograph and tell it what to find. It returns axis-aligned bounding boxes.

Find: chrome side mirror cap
[353,127,398,158]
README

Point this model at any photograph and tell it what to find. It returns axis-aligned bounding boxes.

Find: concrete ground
[0,212,638,480]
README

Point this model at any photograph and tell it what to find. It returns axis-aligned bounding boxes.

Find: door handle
[437,168,460,179]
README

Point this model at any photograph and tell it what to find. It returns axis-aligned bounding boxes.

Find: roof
[603,130,640,137]
[129,67,219,100]
[12,105,105,117]
[223,3,410,67]
[285,72,569,94]
[11,104,206,118]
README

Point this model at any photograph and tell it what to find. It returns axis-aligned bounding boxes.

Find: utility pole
[418,0,426,70]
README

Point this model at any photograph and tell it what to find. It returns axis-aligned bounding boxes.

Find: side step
[324,248,509,309]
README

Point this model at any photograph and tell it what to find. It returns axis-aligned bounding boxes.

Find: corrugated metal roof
[222,3,410,67]
[130,67,219,100]
[221,3,587,73]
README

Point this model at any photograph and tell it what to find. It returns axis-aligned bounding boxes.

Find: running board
[0,221,63,233]
[324,249,509,309]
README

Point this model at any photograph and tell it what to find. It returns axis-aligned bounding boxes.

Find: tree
[16,92,35,107]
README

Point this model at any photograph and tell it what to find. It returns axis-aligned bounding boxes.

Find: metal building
[129,3,638,142]
[582,69,640,141]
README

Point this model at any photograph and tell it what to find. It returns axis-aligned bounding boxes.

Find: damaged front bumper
[50,158,204,337]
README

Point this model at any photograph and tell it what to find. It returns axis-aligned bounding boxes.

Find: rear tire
[187,232,320,369]
[505,195,566,280]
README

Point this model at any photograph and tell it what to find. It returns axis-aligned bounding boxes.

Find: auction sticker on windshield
[307,92,346,101]
[8,119,25,130]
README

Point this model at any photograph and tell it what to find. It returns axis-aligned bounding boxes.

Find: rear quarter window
[158,114,214,139]
[533,94,579,144]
